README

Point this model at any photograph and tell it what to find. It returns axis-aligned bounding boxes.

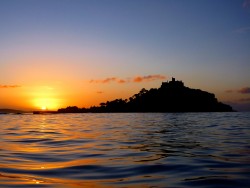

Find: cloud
[225,89,234,93]
[133,74,166,83]
[0,85,21,88]
[102,77,117,83]
[243,0,250,8]
[90,74,166,84]
[226,87,250,94]
[97,91,104,94]
[238,87,250,94]
[239,97,250,102]
[117,79,126,84]
[90,77,117,84]
[234,26,250,34]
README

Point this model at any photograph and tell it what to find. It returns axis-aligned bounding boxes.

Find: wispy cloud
[238,87,250,94]
[90,77,117,84]
[117,79,126,84]
[226,87,250,94]
[239,97,250,102]
[90,74,167,84]
[133,75,166,83]
[0,85,21,88]
[97,91,104,94]
[225,89,234,93]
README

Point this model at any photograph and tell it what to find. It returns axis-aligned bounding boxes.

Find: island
[57,78,234,113]
[0,109,25,114]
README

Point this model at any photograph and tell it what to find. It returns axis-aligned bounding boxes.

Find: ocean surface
[0,113,250,188]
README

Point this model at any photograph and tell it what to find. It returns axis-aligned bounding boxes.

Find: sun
[41,106,47,110]
[33,97,60,111]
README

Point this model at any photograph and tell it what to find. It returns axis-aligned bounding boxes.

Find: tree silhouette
[58,78,234,113]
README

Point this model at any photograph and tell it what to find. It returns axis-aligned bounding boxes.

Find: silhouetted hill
[58,78,234,113]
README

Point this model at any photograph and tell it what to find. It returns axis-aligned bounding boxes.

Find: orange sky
[0,72,247,111]
[0,68,169,111]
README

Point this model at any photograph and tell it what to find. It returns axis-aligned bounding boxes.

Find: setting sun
[32,98,60,111]
[41,106,47,110]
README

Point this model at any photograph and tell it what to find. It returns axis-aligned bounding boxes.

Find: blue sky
[0,0,250,110]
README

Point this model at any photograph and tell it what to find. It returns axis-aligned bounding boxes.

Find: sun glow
[41,106,47,110]
[33,98,60,110]
[27,85,64,110]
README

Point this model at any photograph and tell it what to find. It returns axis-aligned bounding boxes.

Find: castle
[161,77,184,88]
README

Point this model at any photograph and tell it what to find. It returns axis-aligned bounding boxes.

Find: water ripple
[0,112,249,187]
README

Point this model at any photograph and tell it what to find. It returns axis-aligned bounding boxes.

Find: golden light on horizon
[33,98,60,110]
[24,85,65,110]
[41,106,47,110]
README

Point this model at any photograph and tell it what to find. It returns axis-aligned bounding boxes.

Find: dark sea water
[0,113,250,188]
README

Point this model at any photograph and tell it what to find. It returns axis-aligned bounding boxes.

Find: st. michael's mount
[57,78,234,113]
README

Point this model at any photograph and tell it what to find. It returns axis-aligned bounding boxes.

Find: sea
[0,113,249,188]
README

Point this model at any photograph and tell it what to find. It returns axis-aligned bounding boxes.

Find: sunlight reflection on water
[0,113,250,187]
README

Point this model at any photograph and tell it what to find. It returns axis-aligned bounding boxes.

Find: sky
[0,0,250,111]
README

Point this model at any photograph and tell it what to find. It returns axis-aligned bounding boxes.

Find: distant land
[58,78,234,113]
[0,109,26,114]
